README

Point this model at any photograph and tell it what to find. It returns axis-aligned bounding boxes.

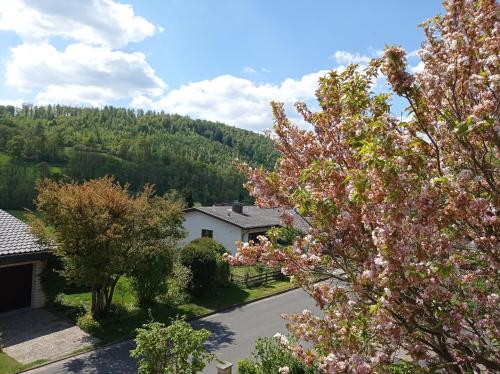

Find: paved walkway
[0,308,95,364]
[25,287,319,373]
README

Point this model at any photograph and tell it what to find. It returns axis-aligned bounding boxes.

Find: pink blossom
[226,1,500,371]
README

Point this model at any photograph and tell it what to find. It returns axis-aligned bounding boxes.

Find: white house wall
[182,211,243,254]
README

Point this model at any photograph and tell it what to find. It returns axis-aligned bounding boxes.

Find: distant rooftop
[185,205,311,232]
[0,210,48,256]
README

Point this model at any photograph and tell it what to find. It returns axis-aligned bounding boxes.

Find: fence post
[217,361,233,374]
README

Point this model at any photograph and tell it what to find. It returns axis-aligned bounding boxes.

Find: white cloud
[243,66,257,74]
[407,49,420,58]
[0,98,25,106]
[0,0,160,48]
[407,49,424,74]
[410,61,424,73]
[6,43,166,106]
[34,85,118,106]
[332,51,371,65]
[0,5,385,135]
[131,70,328,132]
[0,0,165,107]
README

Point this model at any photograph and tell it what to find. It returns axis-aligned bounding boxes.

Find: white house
[182,202,311,254]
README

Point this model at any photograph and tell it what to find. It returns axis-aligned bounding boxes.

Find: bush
[384,363,422,374]
[215,253,231,287]
[237,358,259,374]
[188,237,227,255]
[77,312,101,334]
[244,337,319,374]
[267,226,303,246]
[130,316,213,374]
[40,255,67,303]
[181,238,230,296]
[163,262,192,305]
[276,226,303,245]
[129,246,173,306]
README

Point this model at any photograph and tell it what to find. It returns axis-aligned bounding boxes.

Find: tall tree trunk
[91,285,101,319]
[104,276,120,313]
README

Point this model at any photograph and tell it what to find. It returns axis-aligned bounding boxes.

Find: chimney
[232,201,243,214]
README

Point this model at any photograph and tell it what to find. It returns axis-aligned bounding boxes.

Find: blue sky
[0,0,443,132]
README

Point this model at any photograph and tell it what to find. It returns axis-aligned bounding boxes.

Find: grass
[0,353,19,374]
[0,353,47,374]
[5,209,43,222]
[53,276,294,345]
[231,265,269,277]
[49,165,63,174]
[0,153,11,165]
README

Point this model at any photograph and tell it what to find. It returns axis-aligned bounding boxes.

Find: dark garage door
[0,264,32,313]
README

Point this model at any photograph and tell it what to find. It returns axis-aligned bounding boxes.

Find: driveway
[0,308,95,364]
[25,287,319,373]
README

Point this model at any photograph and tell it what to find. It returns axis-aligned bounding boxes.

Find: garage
[0,264,33,313]
[0,209,49,313]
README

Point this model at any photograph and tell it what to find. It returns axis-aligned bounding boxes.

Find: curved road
[26,287,317,374]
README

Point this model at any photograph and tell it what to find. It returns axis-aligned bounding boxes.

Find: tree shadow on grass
[90,301,209,344]
[49,283,252,346]
[190,284,250,311]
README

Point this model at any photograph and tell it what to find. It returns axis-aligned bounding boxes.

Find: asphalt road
[26,287,318,374]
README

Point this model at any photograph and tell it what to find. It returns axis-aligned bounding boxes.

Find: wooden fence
[231,269,287,288]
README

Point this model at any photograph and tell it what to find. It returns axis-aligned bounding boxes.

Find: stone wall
[31,260,46,308]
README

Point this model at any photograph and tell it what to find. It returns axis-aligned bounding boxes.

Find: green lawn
[231,265,270,277]
[0,353,20,374]
[49,165,63,174]
[5,210,43,222]
[0,153,11,165]
[0,353,47,374]
[53,276,294,345]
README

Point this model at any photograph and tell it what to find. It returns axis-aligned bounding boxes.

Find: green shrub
[274,226,303,245]
[188,237,227,255]
[162,262,192,305]
[129,246,173,306]
[244,337,319,374]
[384,362,422,373]
[77,312,101,334]
[237,358,259,374]
[40,255,67,303]
[130,316,214,374]
[215,253,231,287]
[181,238,230,296]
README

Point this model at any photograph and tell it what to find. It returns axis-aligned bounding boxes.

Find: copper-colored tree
[31,177,184,318]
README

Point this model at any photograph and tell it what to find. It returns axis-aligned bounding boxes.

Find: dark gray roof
[0,210,47,256]
[185,205,311,232]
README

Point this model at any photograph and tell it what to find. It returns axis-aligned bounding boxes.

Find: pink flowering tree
[226,0,499,372]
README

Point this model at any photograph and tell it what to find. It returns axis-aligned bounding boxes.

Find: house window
[201,229,213,238]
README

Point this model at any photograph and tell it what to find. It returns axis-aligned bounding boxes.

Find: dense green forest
[0,105,278,209]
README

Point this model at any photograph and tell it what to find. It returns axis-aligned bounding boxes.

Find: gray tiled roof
[0,210,47,256]
[186,205,311,232]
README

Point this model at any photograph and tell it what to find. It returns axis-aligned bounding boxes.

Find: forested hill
[0,105,278,209]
